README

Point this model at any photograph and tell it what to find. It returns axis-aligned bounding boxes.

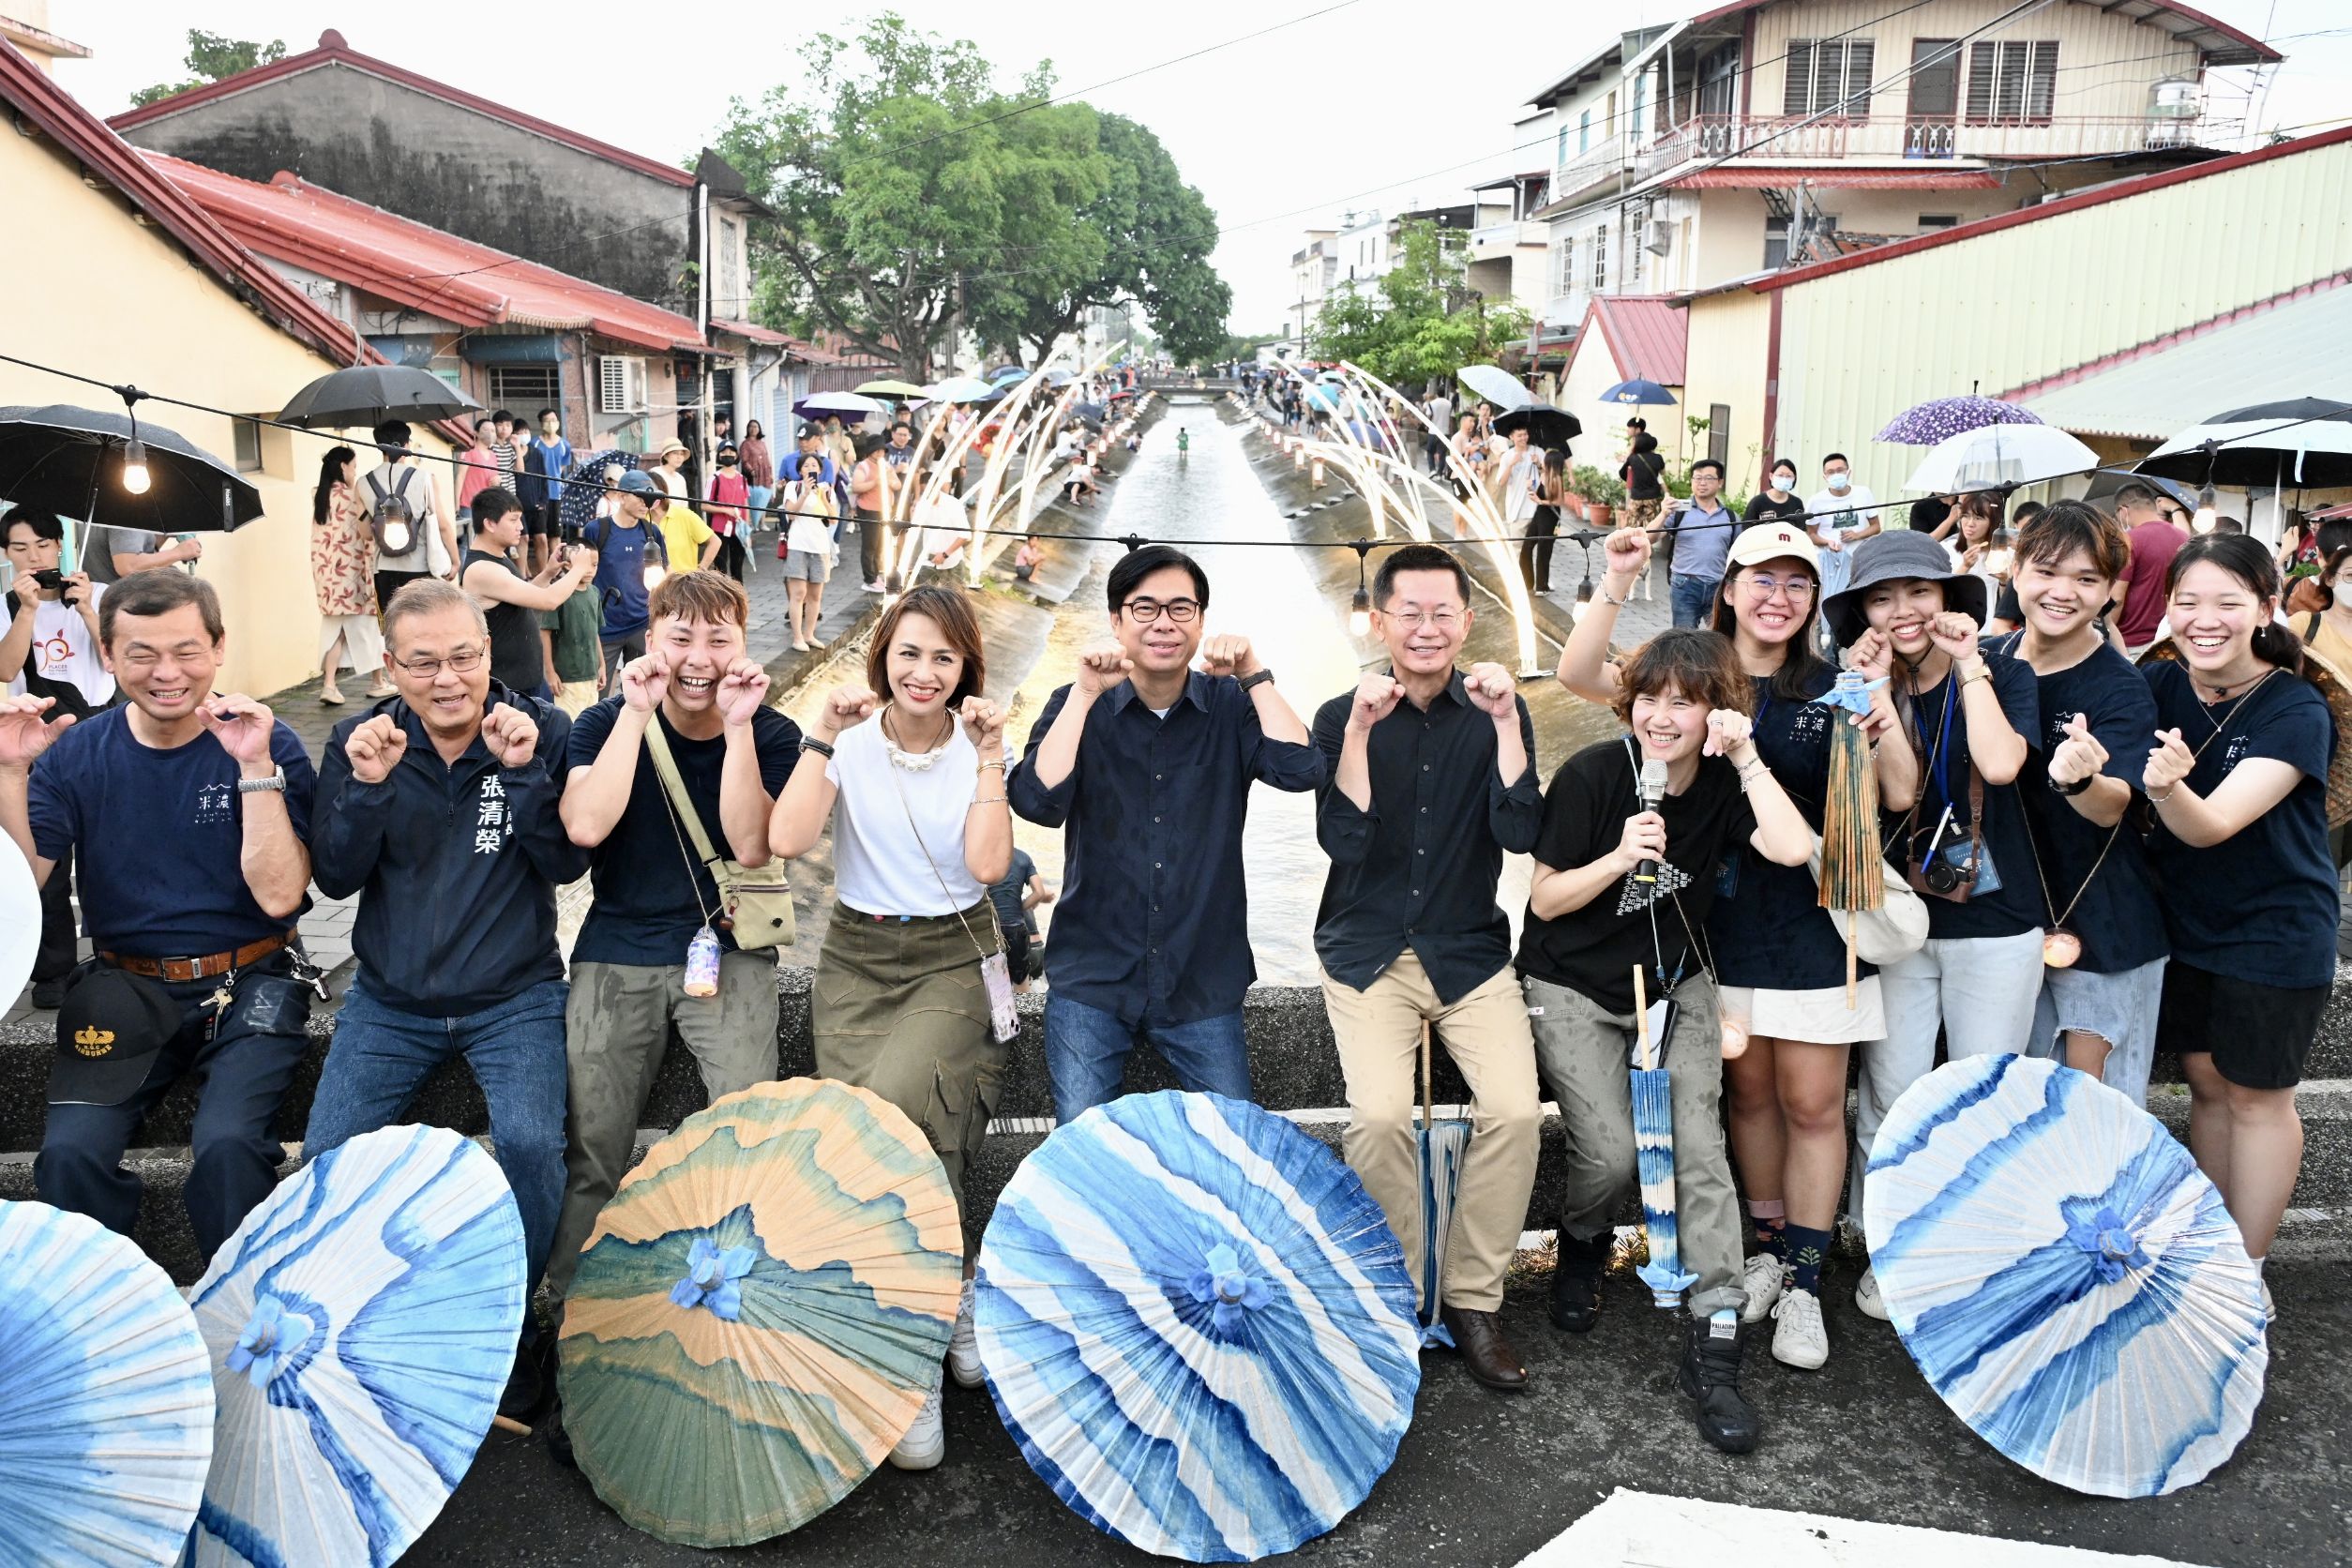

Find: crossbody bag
[642,721,797,950]
[882,760,1019,1045]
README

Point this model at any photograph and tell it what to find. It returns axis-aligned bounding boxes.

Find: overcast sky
[45,0,2352,338]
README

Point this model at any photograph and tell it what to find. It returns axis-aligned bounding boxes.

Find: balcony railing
[1470,219,1547,251]
[1624,113,2206,182]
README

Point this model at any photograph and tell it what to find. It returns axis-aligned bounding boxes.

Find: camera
[1922,852,1967,896]
[31,568,66,592]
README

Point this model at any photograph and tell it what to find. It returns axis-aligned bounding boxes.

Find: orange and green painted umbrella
[558,1079,961,1547]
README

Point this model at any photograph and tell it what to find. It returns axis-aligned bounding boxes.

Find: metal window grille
[1967,40,2058,125]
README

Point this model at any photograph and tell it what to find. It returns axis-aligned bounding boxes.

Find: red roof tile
[1584,295,1687,385]
[108,29,695,188]
[149,155,704,355]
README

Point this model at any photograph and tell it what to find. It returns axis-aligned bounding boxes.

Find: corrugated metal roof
[2018,283,2352,441]
[1588,295,1687,385]
[149,154,704,355]
[1669,168,2001,190]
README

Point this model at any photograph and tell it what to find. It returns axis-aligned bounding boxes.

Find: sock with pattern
[1785,1224,1834,1297]
[1748,1198,1787,1260]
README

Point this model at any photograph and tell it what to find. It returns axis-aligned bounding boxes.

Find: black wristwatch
[1237,668,1275,693]
[2048,772,2094,797]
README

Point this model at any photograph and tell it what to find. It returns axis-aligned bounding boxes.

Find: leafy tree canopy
[130,31,286,108]
[1308,220,1532,388]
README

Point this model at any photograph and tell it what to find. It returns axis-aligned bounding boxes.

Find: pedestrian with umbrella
[2138,533,2342,1318]
[1519,628,1813,1452]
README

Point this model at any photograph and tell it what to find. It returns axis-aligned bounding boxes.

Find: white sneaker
[888,1380,944,1470]
[1738,1252,1787,1324]
[2261,1279,2275,1323]
[1772,1288,1829,1369]
[948,1278,984,1389]
[1854,1264,1891,1321]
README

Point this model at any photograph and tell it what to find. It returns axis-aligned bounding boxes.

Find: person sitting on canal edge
[1311,541,1545,1394]
[1009,544,1324,1121]
[0,569,319,1265]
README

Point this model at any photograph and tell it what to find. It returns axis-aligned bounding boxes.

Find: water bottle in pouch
[685,926,722,998]
[981,952,1018,1044]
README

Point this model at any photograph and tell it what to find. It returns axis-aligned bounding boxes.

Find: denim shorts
[2029,956,2165,1104]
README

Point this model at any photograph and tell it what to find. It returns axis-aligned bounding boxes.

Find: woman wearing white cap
[1557,520,1912,1370]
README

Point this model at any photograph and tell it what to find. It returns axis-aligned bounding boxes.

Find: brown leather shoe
[1440,1305,1530,1392]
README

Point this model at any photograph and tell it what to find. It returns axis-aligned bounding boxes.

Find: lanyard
[1911,675,1959,812]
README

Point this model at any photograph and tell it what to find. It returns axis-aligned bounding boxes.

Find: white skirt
[1718,977,1884,1046]
[319,612,384,673]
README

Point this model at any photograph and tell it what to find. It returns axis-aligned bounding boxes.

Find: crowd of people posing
[0,487,2330,1473]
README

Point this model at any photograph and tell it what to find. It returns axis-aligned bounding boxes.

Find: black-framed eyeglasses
[1122,597,1199,624]
[393,647,487,677]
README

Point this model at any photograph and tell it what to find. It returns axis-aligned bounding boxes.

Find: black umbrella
[2137,397,2352,490]
[1068,402,1108,429]
[1491,404,1582,452]
[0,403,263,531]
[278,364,483,428]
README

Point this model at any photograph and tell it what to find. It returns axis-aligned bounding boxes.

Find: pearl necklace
[881,709,952,772]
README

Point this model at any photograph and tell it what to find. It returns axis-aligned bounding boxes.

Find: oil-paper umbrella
[0,1199,214,1567]
[1412,1026,1469,1349]
[1864,1054,2268,1498]
[1816,669,1888,1005]
[187,1123,527,1566]
[975,1090,1420,1564]
[559,1079,961,1548]
[1627,969,1697,1310]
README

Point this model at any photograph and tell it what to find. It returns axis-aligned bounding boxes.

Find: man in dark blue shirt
[1310,542,1543,1392]
[0,571,317,1264]
[1009,545,1323,1120]
[304,580,588,1414]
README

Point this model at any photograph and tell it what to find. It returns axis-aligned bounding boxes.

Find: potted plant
[1575,464,1625,530]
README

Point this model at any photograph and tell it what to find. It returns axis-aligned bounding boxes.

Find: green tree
[130,30,287,108]
[714,16,1116,381]
[1309,220,1531,387]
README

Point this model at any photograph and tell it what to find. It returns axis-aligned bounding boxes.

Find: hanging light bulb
[1348,542,1373,637]
[642,560,667,591]
[1573,576,1595,624]
[2191,481,2220,535]
[120,435,152,495]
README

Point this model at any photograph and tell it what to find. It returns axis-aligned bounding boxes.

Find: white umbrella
[1903,423,2100,494]
[1455,365,1535,413]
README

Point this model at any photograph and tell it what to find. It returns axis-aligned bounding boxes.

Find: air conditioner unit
[597,354,648,415]
[1643,220,1674,256]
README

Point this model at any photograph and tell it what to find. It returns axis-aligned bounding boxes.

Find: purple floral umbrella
[1877,395,2043,446]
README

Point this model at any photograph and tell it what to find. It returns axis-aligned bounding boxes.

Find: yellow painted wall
[1560,327,1686,476]
[1772,134,2352,503]
[2,123,448,699]
[1680,289,1775,492]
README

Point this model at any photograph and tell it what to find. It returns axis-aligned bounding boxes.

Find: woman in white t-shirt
[778,452,838,652]
[769,583,1011,1471]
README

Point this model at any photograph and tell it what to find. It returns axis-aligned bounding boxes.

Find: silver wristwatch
[237,766,288,794]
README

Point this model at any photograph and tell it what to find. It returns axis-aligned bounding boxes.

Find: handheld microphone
[1634,757,1669,885]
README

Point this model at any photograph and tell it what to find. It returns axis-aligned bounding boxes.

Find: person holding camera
[1821,531,2040,1323]
[4,506,111,1008]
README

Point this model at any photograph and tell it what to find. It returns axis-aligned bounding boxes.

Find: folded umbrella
[0,403,263,532]
[1865,1055,2267,1498]
[1598,378,1678,407]
[559,1080,961,1548]
[278,364,483,428]
[188,1123,526,1566]
[976,1091,1420,1562]
[1412,1027,1469,1349]
[0,1200,215,1567]
[1876,394,2041,446]
[1627,969,1697,1309]
[1902,422,2099,494]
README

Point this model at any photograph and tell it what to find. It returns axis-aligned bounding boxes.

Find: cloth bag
[643,721,797,951]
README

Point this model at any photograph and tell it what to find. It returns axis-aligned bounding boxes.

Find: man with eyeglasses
[1309,541,1544,1393]
[1660,458,1735,629]
[305,577,587,1420]
[1010,544,1323,1121]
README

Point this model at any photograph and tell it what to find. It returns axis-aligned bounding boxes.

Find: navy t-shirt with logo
[2144,659,2337,988]
[590,518,666,641]
[26,706,315,956]
[1892,651,2042,940]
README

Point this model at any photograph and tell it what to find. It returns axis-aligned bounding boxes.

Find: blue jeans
[1043,993,1250,1123]
[1670,573,1720,628]
[304,974,569,1289]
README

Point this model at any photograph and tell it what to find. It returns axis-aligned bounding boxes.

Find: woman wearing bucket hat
[1557,522,1913,1370]
[1822,529,2041,1323]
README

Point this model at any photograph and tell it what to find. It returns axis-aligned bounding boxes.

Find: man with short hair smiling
[1010,544,1322,1123]
[305,578,585,1415]
[1661,458,1735,629]
[1311,541,1543,1392]
[548,572,799,1309]
[0,570,316,1262]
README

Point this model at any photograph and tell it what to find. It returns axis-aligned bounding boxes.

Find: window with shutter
[1786,39,1876,120]
[2026,41,2058,122]
[1591,224,1608,292]
[1968,40,2058,124]
[1842,39,1875,120]
[1784,40,1814,116]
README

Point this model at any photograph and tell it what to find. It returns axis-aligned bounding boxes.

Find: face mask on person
[1772,471,1796,492]
[2334,580,2352,609]
[1826,472,1851,492]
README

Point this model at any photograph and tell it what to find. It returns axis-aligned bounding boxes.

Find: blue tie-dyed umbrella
[1629,970,1698,1309]
[558,1079,961,1547]
[1864,1055,2267,1498]
[0,1200,214,1566]
[1413,1026,1469,1349]
[975,1091,1421,1564]
[187,1123,526,1566]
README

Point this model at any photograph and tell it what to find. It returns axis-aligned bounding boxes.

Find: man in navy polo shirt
[1009,544,1323,1119]
[0,570,317,1262]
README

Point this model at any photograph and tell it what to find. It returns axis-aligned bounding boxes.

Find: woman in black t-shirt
[1522,629,1812,1454]
[1741,458,1807,529]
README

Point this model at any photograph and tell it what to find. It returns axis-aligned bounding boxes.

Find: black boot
[1679,1311,1761,1454]
[1547,1231,1608,1333]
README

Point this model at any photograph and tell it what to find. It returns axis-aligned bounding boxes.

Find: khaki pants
[1319,953,1540,1313]
[552,679,599,716]
[545,952,780,1297]
[1526,972,1743,1317]
[814,902,1006,1250]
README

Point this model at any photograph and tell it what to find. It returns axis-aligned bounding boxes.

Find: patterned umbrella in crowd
[188,1124,527,1566]
[555,447,639,543]
[559,1080,961,1548]
[976,1091,1421,1563]
[1865,1055,2268,1498]
[0,1200,215,1567]
[1876,394,2043,446]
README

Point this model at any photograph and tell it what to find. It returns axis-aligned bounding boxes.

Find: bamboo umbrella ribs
[1817,670,1887,1007]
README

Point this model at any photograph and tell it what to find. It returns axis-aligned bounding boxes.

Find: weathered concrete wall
[118,62,693,310]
